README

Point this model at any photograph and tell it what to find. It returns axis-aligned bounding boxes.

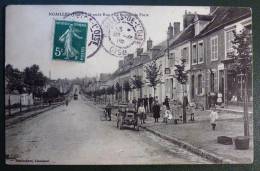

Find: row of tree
[5,64,48,98]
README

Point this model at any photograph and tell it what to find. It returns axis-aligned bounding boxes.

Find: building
[190,7,252,108]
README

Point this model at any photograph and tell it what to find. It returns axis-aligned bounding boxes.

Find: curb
[6,103,64,128]
[141,125,236,164]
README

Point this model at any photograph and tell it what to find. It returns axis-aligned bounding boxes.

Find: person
[138,102,146,124]
[209,107,219,130]
[164,96,170,109]
[106,103,112,121]
[143,95,148,113]
[152,100,160,123]
[188,102,196,121]
[183,95,189,108]
[65,98,69,106]
[137,98,142,109]
[164,106,173,124]
[148,94,153,113]
[161,102,167,123]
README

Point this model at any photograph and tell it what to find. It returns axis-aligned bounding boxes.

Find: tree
[23,64,47,97]
[123,80,131,102]
[144,59,162,98]
[174,58,188,123]
[229,28,252,137]
[130,75,143,98]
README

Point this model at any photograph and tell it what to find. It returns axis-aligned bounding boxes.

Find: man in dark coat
[132,97,137,111]
[143,95,148,113]
[148,94,153,113]
[152,100,160,123]
[164,96,170,109]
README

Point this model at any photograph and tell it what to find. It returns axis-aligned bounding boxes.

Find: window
[211,36,218,61]
[198,74,202,94]
[181,47,189,64]
[225,29,235,56]
[198,41,204,63]
[169,52,175,67]
[210,72,214,92]
[192,44,197,64]
[191,75,195,99]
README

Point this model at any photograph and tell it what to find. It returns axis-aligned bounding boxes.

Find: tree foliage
[229,29,252,75]
[5,64,25,94]
[174,58,188,85]
[130,75,143,89]
[144,59,162,88]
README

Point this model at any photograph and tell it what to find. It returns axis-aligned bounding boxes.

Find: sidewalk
[142,111,253,164]
[5,102,64,128]
[83,96,253,164]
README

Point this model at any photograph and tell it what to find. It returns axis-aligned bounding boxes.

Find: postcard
[5,5,253,165]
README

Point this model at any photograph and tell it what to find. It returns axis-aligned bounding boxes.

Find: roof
[196,7,251,38]
[196,14,213,21]
[170,23,194,48]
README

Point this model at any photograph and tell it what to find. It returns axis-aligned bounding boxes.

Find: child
[209,107,219,130]
[164,107,173,124]
[138,103,146,124]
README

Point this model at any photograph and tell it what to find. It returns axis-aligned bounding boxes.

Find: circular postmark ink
[63,11,103,58]
[102,11,146,58]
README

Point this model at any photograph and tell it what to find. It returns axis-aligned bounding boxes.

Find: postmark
[59,11,103,60]
[101,11,146,57]
[52,20,88,62]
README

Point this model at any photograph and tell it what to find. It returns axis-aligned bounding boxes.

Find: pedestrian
[106,103,112,121]
[148,94,153,113]
[164,106,173,124]
[137,97,142,109]
[132,97,137,111]
[143,95,148,113]
[164,96,170,109]
[138,102,146,124]
[152,100,160,123]
[209,107,219,130]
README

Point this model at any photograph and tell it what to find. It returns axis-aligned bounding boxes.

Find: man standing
[132,97,137,111]
[143,95,148,113]
[148,94,153,113]
[164,96,170,109]
[152,100,160,123]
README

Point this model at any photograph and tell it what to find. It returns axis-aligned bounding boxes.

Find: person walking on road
[209,107,219,130]
[132,97,137,111]
[152,100,160,123]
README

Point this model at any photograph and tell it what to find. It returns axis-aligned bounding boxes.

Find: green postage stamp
[52,20,88,62]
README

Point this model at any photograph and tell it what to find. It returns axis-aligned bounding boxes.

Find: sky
[5,5,209,79]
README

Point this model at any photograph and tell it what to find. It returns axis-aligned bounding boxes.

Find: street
[6,88,211,164]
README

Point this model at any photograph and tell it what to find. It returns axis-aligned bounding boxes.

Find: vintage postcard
[5,5,253,165]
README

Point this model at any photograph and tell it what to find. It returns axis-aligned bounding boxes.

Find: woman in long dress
[59,24,83,59]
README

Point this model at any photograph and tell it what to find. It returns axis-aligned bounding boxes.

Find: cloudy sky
[6,5,209,79]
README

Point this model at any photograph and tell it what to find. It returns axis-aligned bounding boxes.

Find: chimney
[183,11,195,29]
[167,22,173,39]
[174,22,180,35]
[136,48,143,56]
[147,38,153,51]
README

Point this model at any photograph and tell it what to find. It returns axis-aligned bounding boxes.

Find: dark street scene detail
[5,5,253,164]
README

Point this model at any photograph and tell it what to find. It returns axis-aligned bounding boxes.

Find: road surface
[6,87,211,164]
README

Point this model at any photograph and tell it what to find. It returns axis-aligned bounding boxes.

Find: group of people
[133,95,182,124]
